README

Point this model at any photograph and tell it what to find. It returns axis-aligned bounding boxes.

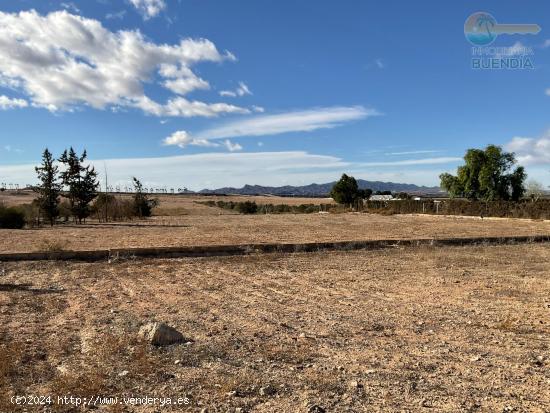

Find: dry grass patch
[0,244,549,411]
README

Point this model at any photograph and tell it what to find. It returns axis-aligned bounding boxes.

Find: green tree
[358,188,373,200]
[331,174,359,205]
[34,148,61,226]
[59,148,99,223]
[132,177,158,218]
[439,145,526,201]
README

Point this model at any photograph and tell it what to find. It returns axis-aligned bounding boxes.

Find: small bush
[236,200,258,214]
[37,239,68,252]
[91,194,137,222]
[0,205,26,229]
[59,200,72,222]
[16,202,40,227]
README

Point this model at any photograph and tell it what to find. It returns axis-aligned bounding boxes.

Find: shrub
[198,200,339,214]
[91,194,137,221]
[363,199,550,220]
[59,200,72,222]
[132,178,159,218]
[0,205,26,229]
[236,200,258,214]
[16,202,40,227]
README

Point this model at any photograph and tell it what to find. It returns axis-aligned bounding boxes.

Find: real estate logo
[464,12,540,70]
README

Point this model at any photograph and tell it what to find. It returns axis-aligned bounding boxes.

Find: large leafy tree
[440,145,526,201]
[330,174,360,205]
[34,148,61,226]
[59,148,99,223]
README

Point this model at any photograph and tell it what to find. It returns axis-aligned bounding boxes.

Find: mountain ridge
[198,180,442,197]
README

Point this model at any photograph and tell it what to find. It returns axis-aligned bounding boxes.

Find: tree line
[331,144,535,206]
[0,148,158,228]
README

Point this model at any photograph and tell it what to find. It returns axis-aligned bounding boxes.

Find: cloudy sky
[0,1,549,190]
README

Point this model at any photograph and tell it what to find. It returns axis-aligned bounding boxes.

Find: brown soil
[1,244,549,412]
[1,209,550,253]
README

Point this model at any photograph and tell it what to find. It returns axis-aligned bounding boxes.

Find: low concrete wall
[1,235,549,262]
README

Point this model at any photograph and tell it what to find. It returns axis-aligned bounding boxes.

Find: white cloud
[0,10,248,117]
[163,130,219,148]
[385,150,443,156]
[193,106,380,140]
[365,58,385,70]
[60,2,81,13]
[162,106,378,150]
[160,64,210,95]
[358,157,461,167]
[163,131,242,151]
[3,145,22,153]
[220,81,252,98]
[0,151,348,189]
[0,95,28,109]
[128,0,166,19]
[106,10,126,20]
[0,151,465,189]
[505,135,550,165]
[223,140,242,152]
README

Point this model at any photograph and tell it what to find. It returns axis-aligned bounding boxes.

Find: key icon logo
[464,12,541,46]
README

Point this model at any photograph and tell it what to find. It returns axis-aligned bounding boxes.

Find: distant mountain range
[198,180,442,197]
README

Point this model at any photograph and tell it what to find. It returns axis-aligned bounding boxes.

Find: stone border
[0,235,548,262]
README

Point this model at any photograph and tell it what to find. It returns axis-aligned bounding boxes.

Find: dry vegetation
[0,244,549,412]
[0,191,333,210]
[1,191,550,412]
[0,194,550,253]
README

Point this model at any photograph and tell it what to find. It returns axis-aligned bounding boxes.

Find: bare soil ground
[2,191,550,254]
[0,191,333,210]
[0,244,549,412]
[1,210,550,253]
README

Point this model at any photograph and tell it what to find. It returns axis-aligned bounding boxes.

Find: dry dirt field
[0,191,334,210]
[1,193,550,253]
[0,244,549,412]
[1,213,550,253]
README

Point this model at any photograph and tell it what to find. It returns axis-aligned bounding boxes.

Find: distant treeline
[198,198,550,220]
[365,199,550,220]
[0,148,158,229]
[197,200,338,214]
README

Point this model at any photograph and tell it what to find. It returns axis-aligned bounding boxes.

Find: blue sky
[0,0,549,190]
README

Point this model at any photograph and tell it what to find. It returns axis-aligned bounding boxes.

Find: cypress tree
[34,148,61,226]
[59,148,99,223]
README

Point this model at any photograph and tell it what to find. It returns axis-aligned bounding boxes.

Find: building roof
[369,195,394,201]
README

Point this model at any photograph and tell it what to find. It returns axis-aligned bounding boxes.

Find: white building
[369,194,394,201]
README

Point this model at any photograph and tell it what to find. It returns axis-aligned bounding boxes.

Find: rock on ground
[138,322,185,346]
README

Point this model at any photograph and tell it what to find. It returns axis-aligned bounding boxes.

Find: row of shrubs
[199,198,550,219]
[198,200,338,214]
[365,199,550,219]
[1,193,158,229]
